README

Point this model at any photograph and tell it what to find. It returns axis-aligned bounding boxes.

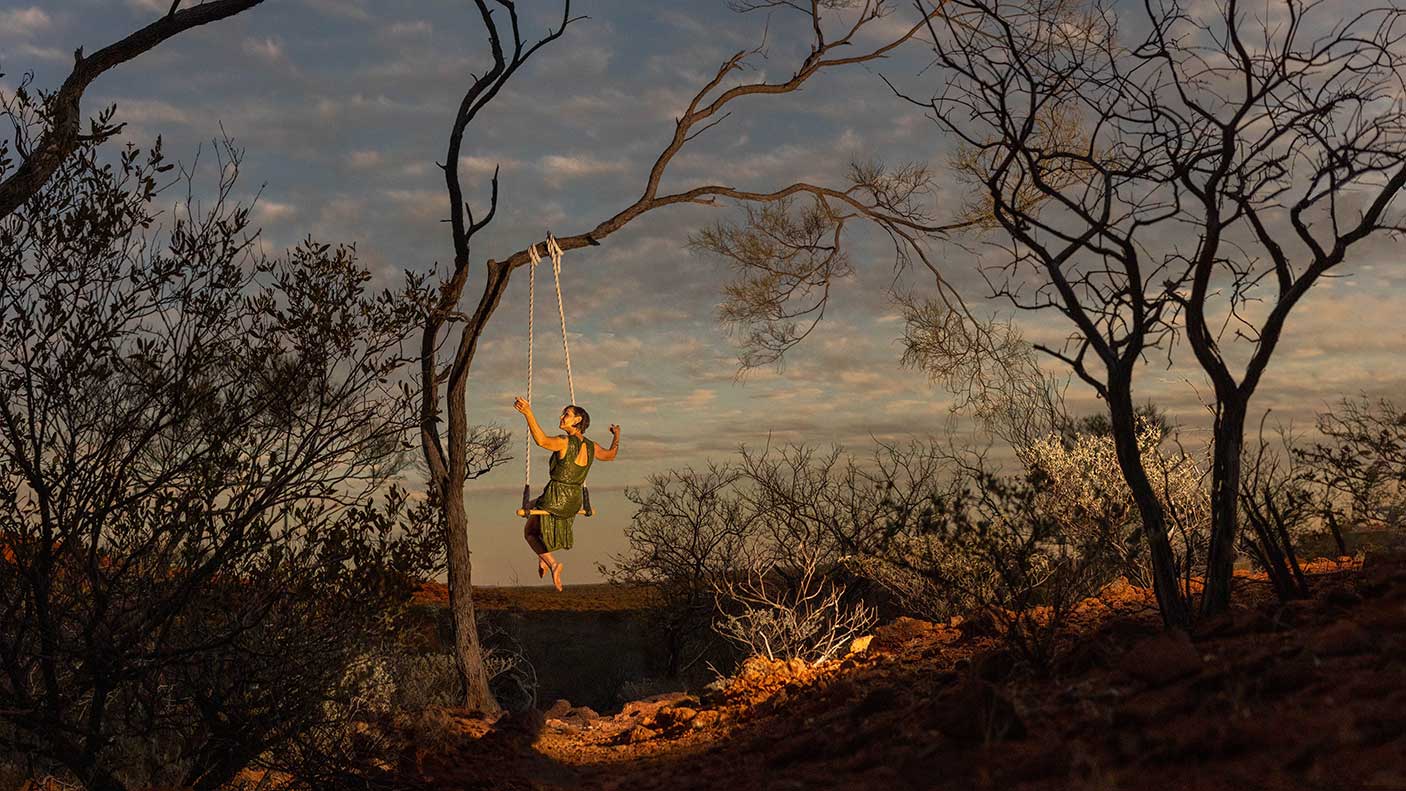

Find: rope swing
[518,233,593,519]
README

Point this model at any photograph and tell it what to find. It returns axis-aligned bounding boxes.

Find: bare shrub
[737,441,949,565]
[608,442,950,675]
[1238,418,1315,601]
[604,464,751,677]
[480,618,540,713]
[1297,396,1406,536]
[713,555,876,665]
[841,550,957,622]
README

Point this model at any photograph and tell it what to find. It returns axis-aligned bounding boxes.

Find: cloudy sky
[5,0,1403,584]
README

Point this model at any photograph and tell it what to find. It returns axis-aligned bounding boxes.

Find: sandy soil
[389,553,1406,791]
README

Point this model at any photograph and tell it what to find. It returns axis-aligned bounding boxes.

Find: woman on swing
[513,397,619,591]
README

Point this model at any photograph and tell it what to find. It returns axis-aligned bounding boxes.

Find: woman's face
[559,407,582,432]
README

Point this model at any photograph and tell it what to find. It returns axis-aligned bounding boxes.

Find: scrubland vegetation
[4,0,1406,788]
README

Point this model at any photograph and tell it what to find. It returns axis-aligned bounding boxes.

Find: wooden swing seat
[515,507,592,518]
[517,484,594,518]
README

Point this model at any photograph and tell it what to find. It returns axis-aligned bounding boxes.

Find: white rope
[524,243,540,486]
[523,234,575,491]
[547,234,576,406]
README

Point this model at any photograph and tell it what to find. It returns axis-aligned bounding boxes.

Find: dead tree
[421,0,961,712]
[0,0,267,219]
[908,0,1406,622]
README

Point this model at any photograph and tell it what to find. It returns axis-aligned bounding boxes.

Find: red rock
[567,705,599,721]
[871,616,937,652]
[655,705,699,727]
[739,656,780,680]
[626,725,658,744]
[691,709,722,729]
[544,717,580,735]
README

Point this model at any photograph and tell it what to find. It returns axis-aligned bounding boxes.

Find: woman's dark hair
[565,404,590,432]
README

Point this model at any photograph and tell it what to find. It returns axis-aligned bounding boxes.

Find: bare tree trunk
[421,262,514,715]
[1323,507,1348,557]
[1202,399,1247,617]
[443,490,497,713]
[1107,380,1190,628]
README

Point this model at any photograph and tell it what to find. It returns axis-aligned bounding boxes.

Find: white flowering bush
[712,555,878,665]
[1020,419,1210,587]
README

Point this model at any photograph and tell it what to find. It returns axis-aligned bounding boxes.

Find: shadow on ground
[394,554,1406,791]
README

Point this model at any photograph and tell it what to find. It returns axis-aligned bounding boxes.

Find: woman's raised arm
[514,397,567,452]
[596,423,621,461]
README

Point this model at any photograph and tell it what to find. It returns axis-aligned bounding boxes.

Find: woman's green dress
[533,434,594,552]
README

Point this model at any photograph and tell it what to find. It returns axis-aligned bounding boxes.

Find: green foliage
[0,123,438,790]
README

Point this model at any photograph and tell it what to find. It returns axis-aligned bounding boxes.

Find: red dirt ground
[391,554,1406,791]
[413,581,660,612]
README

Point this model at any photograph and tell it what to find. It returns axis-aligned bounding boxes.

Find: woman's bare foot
[550,561,564,592]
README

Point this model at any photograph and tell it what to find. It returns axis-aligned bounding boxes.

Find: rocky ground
[389,554,1406,791]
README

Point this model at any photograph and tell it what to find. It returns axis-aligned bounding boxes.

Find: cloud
[110,99,194,127]
[348,149,383,168]
[384,189,446,224]
[539,154,627,179]
[307,196,368,239]
[607,305,692,331]
[0,7,51,38]
[301,0,372,21]
[533,43,614,80]
[680,388,717,408]
[854,7,924,45]
[459,155,521,177]
[388,20,432,36]
[254,199,297,223]
[9,43,66,63]
[242,36,284,62]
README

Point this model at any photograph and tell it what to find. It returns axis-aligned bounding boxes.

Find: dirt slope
[393,554,1406,791]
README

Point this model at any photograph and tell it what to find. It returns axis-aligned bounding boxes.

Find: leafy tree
[0,126,438,790]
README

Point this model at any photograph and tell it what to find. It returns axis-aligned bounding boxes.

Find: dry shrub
[1298,396,1406,536]
[712,554,877,664]
[1021,418,1209,589]
[895,471,1117,673]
